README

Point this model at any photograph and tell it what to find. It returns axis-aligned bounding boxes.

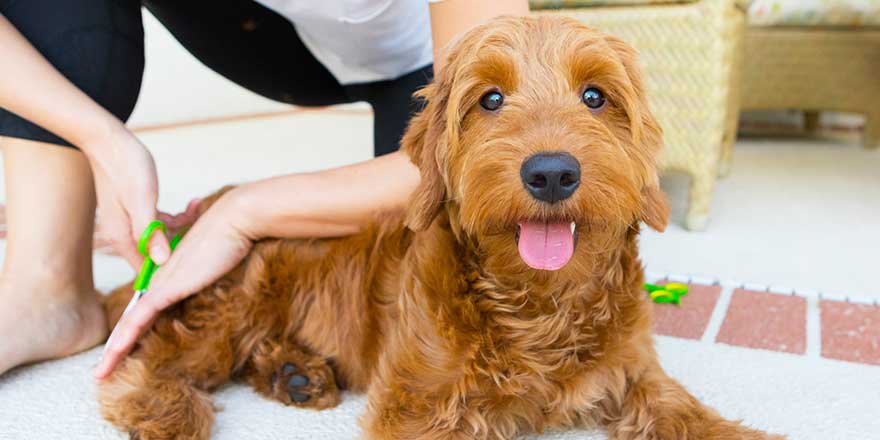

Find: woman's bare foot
[0,138,106,375]
[0,135,203,376]
[0,277,107,375]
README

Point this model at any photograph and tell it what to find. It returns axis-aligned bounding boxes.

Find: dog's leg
[363,376,510,440]
[362,400,478,440]
[98,357,217,440]
[601,366,784,440]
[98,313,241,439]
[238,337,341,410]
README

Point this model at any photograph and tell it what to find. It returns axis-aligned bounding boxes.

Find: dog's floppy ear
[640,184,669,232]
[604,34,669,232]
[402,26,483,231]
[633,109,669,232]
[401,73,454,231]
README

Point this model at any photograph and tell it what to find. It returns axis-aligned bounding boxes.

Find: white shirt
[254,1,434,85]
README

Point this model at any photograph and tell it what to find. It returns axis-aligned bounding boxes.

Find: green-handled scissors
[132,220,182,292]
[121,221,182,317]
[106,220,183,351]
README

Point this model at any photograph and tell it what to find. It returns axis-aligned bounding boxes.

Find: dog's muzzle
[515,152,581,271]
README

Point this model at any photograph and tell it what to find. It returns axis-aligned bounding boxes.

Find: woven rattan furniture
[531,0,746,231]
[737,28,880,153]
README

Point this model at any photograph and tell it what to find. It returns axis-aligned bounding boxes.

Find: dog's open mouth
[515,220,577,271]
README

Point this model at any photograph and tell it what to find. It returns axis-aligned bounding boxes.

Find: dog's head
[403,16,668,274]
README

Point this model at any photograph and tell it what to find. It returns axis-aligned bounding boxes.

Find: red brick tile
[650,282,721,340]
[820,300,880,365]
[716,289,806,354]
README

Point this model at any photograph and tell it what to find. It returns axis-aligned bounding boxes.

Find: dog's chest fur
[464,275,635,389]
[393,226,648,410]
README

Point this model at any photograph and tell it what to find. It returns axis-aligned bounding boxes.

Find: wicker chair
[736,8,880,155]
[531,0,746,231]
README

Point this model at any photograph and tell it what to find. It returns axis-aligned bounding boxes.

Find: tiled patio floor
[649,280,880,366]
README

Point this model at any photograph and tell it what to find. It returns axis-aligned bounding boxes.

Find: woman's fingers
[185,197,203,216]
[94,248,189,380]
[87,128,165,269]
[95,243,198,379]
[94,291,163,379]
[131,201,170,265]
[145,226,171,264]
[163,197,203,232]
[114,237,142,270]
[105,207,144,269]
[156,211,175,225]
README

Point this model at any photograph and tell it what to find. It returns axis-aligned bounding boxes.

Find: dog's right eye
[582,87,606,110]
[479,91,504,111]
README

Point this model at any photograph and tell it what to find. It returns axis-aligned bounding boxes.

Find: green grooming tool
[644,282,689,305]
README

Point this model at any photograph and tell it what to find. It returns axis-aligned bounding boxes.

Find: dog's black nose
[520,152,581,204]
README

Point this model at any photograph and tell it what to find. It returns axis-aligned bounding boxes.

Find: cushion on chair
[747,0,880,26]
[529,0,696,10]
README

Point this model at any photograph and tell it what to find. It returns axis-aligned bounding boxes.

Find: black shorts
[0,0,432,156]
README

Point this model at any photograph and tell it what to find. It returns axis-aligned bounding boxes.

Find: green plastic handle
[132,219,182,292]
[137,220,166,258]
[132,258,154,292]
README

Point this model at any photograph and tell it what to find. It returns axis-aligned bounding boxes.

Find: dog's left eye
[582,87,606,110]
[479,91,504,111]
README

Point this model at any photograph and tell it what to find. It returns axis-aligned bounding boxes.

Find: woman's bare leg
[0,137,106,375]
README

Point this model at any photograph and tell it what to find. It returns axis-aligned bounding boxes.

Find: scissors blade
[122,289,146,319]
[104,289,146,353]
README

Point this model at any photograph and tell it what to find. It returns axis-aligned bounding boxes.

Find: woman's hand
[0,14,172,268]
[93,152,420,379]
[85,125,171,269]
[94,187,257,380]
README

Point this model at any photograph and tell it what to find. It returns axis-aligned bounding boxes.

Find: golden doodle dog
[99,16,783,440]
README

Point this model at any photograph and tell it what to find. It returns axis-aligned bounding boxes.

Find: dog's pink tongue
[517,220,574,271]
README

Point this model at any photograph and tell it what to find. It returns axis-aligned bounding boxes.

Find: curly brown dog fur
[98,16,784,440]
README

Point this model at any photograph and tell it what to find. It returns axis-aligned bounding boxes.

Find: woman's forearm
[236,151,421,240]
[0,13,123,151]
[429,0,529,70]
[237,0,531,241]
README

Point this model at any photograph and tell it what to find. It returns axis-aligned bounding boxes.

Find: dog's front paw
[262,356,341,410]
[242,339,342,410]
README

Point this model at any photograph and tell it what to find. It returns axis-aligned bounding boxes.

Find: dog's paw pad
[282,362,297,375]
[287,374,309,389]
[289,390,311,403]
[285,374,312,402]
[270,361,332,407]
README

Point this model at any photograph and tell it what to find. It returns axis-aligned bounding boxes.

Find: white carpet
[2,336,877,439]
